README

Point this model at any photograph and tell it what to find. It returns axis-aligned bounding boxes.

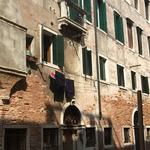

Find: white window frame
[103,126,113,148]
[122,126,132,145]
[39,24,59,69]
[41,126,60,150]
[99,54,109,84]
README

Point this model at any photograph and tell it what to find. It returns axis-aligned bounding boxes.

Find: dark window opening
[131,71,136,90]
[104,127,112,146]
[26,35,33,52]
[43,128,58,150]
[136,27,143,55]
[134,0,138,9]
[86,128,96,147]
[145,0,149,20]
[114,11,124,43]
[146,128,150,141]
[148,37,150,56]
[100,56,106,81]
[117,64,125,87]
[141,75,149,94]
[124,128,131,143]
[127,19,133,49]
[82,47,92,76]
[5,128,26,150]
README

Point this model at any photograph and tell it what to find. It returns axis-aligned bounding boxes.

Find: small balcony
[58,0,87,40]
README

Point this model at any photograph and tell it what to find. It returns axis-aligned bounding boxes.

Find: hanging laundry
[54,71,65,101]
[65,79,75,100]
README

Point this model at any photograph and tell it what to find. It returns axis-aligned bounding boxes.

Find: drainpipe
[93,1,102,150]
[93,0,102,120]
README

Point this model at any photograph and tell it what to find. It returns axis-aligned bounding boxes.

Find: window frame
[136,27,143,56]
[82,47,93,77]
[103,127,113,147]
[126,18,133,49]
[96,0,107,32]
[141,75,149,94]
[117,64,125,87]
[114,11,124,44]
[42,127,59,150]
[131,71,137,91]
[86,127,96,148]
[99,55,107,81]
[123,127,131,144]
[145,126,150,141]
[40,25,64,69]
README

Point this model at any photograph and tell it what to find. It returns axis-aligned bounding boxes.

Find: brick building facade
[0,0,150,150]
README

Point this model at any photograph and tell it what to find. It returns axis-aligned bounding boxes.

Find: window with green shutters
[99,56,106,81]
[141,75,149,94]
[84,0,92,22]
[53,35,64,67]
[114,11,124,43]
[117,64,125,87]
[82,47,92,76]
[42,30,64,67]
[96,0,107,32]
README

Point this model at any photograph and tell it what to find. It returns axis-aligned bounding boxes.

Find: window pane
[124,128,131,143]
[86,128,96,147]
[100,56,106,80]
[114,12,124,43]
[82,48,92,76]
[104,127,112,145]
[137,27,142,55]
[84,0,92,22]
[117,65,125,87]
[127,20,133,49]
[131,71,136,90]
[141,76,149,94]
[43,128,58,150]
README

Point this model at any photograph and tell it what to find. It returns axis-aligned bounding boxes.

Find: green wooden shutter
[87,50,92,76]
[119,17,124,43]
[84,0,92,22]
[79,0,82,8]
[96,0,99,27]
[99,2,107,32]
[82,47,87,75]
[70,7,78,22]
[53,35,64,67]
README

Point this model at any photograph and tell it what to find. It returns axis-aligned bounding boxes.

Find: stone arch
[60,102,85,126]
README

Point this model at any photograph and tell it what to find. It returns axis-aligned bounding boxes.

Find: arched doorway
[134,111,140,150]
[62,105,85,150]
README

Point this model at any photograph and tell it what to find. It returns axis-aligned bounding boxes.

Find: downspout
[93,0,102,120]
[93,1,102,149]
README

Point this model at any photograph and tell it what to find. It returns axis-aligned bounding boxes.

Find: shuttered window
[117,64,125,87]
[53,35,64,67]
[136,27,142,55]
[96,0,107,32]
[100,56,106,81]
[104,127,112,146]
[145,0,149,20]
[42,30,64,67]
[114,11,124,43]
[84,0,92,22]
[141,76,149,94]
[82,47,92,76]
[127,19,133,49]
